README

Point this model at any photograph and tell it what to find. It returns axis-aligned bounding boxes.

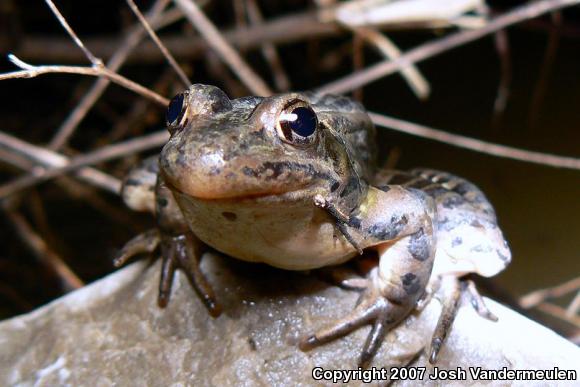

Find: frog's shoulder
[121,156,159,213]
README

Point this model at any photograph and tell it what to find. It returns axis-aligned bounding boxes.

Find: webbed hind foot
[300,269,410,368]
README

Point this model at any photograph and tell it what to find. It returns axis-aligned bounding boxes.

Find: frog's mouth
[161,156,336,202]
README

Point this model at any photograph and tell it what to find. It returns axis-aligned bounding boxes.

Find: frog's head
[159,84,373,206]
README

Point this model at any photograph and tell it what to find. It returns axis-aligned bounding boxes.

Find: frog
[114,84,511,367]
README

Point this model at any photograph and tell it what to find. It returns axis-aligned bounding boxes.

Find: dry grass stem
[369,112,580,170]
[48,0,177,150]
[245,0,291,91]
[0,131,169,199]
[173,0,272,96]
[126,0,191,87]
[520,276,580,308]
[350,26,430,99]
[2,55,170,106]
[0,131,121,194]
[5,209,84,292]
[317,0,580,94]
[44,0,103,66]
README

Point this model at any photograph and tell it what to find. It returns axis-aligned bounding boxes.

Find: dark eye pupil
[166,93,184,125]
[289,107,316,137]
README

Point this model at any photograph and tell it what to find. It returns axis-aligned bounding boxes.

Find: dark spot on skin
[408,228,430,261]
[423,185,448,198]
[242,162,332,182]
[348,216,362,229]
[496,249,511,263]
[442,194,465,209]
[242,166,259,178]
[470,219,484,228]
[222,211,237,221]
[248,337,257,351]
[157,197,168,208]
[330,181,340,192]
[451,237,463,247]
[401,273,421,295]
[471,245,493,253]
[124,178,141,186]
[376,185,391,192]
[339,176,360,198]
[226,172,236,179]
[208,166,222,176]
[367,214,408,240]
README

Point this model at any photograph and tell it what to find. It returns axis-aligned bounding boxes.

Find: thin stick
[349,26,430,99]
[0,131,121,194]
[245,0,291,91]
[368,112,580,170]
[173,0,272,96]
[535,302,580,328]
[2,55,169,106]
[0,131,169,199]
[567,291,580,317]
[16,11,341,64]
[316,0,580,94]
[5,209,84,292]
[126,0,191,87]
[520,276,580,308]
[48,0,178,150]
[44,0,102,66]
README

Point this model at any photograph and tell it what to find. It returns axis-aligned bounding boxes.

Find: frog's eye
[166,92,188,133]
[276,100,318,146]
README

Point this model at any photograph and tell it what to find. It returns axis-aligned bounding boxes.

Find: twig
[368,112,580,170]
[1,55,169,106]
[491,29,511,128]
[15,11,341,64]
[48,0,177,150]
[5,209,84,292]
[316,0,580,94]
[126,0,190,87]
[349,26,430,99]
[0,131,169,199]
[520,276,580,308]
[44,0,103,66]
[567,291,580,317]
[173,0,272,96]
[0,131,121,194]
[245,0,291,91]
[535,302,580,328]
[528,11,562,129]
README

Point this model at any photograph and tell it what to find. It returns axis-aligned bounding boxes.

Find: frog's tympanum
[116,84,511,366]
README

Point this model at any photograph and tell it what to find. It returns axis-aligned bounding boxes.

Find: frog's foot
[300,270,408,368]
[427,276,498,363]
[158,233,221,317]
[113,229,161,267]
[464,279,498,321]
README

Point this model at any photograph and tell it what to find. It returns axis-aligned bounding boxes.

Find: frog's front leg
[116,160,221,316]
[301,186,436,367]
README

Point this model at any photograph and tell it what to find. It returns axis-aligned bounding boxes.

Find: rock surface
[0,253,578,386]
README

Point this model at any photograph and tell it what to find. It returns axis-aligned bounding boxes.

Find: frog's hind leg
[428,276,461,364]
[301,229,435,367]
[158,233,222,317]
[427,276,498,363]
[300,268,407,367]
[464,278,498,321]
